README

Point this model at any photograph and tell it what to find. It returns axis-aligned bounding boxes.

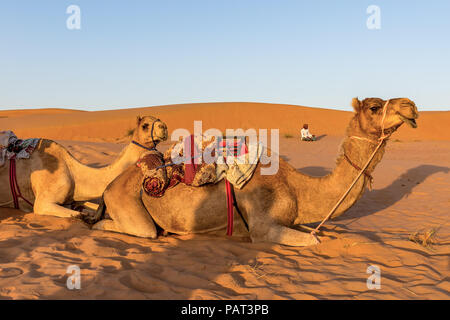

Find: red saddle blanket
[136,134,255,197]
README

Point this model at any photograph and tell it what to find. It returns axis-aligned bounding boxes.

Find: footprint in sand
[26,223,48,230]
[0,267,23,278]
[119,274,165,294]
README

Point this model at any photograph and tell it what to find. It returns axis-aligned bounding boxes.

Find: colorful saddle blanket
[137,135,263,197]
[0,131,40,167]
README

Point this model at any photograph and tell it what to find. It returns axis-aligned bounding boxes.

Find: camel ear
[351,98,362,113]
[136,116,143,125]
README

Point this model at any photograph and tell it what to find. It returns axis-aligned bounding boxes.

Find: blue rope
[132,140,157,152]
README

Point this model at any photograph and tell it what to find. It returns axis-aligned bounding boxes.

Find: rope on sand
[0,200,14,207]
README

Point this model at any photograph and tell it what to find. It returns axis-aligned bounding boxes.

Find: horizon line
[1,101,448,113]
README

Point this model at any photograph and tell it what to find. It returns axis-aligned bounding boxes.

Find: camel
[92,98,419,246]
[0,116,168,218]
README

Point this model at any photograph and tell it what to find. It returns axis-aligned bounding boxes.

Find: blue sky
[1,0,449,111]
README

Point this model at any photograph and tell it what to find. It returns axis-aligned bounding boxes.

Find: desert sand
[0,103,449,299]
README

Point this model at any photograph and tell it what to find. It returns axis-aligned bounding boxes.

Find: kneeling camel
[93,98,419,246]
[0,116,167,218]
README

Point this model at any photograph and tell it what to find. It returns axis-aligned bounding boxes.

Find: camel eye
[142,124,149,131]
[370,107,380,112]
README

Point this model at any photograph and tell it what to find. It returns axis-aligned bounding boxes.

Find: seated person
[300,124,316,141]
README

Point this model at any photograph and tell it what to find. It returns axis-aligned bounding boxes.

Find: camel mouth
[155,132,168,142]
[151,136,168,144]
[158,135,168,142]
[397,113,418,128]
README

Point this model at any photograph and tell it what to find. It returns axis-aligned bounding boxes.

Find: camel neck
[69,142,147,201]
[291,132,387,225]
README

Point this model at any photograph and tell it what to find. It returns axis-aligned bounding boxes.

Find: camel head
[134,116,168,148]
[351,97,419,138]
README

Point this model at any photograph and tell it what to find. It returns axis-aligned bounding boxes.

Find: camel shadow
[338,164,450,220]
[0,208,25,223]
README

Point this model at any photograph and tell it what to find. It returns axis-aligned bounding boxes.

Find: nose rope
[150,118,161,147]
[311,100,392,241]
[131,140,157,152]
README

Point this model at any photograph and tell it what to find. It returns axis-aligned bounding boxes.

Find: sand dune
[0,103,449,299]
[1,102,449,142]
[0,108,85,118]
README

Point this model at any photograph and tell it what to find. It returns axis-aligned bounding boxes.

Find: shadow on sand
[340,164,449,220]
[314,134,327,141]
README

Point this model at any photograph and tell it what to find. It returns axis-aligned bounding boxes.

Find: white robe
[301,128,313,139]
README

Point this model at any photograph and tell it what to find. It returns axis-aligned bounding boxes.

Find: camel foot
[92,218,158,239]
[252,224,321,247]
[34,201,82,218]
[92,219,120,233]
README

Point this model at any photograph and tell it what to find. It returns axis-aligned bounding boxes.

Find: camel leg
[249,222,320,247]
[92,197,157,238]
[92,166,158,239]
[241,193,320,247]
[34,197,81,218]
[91,219,122,233]
[31,168,81,218]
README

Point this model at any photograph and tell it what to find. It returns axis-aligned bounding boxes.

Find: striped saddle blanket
[0,131,40,167]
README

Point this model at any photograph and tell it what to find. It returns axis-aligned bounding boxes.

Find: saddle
[136,135,263,235]
[137,135,263,197]
[0,131,40,209]
[0,131,40,167]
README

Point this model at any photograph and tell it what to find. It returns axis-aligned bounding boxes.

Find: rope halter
[344,99,392,189]
[132,118,162,152]
[349,99,391,144]
[311,99,392,240]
